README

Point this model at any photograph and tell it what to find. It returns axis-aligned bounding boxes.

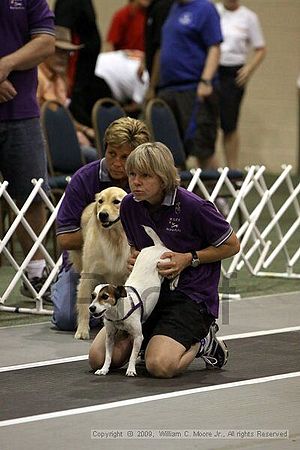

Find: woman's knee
[145,355,178,378]
[89,346,104,371]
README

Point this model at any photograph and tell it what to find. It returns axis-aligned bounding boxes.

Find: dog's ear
[115,285,127,299]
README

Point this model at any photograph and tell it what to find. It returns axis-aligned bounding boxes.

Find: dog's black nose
[89,305,96,313]
[99,211,109,222]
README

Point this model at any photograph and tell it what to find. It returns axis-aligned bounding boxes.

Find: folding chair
[41,100,85,191]
[92,97,126,158]
[145,98,191,180]
[41,100,85,257]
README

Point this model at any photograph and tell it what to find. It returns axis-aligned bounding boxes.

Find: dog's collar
[106,286,144,322]
[102,216,120,228]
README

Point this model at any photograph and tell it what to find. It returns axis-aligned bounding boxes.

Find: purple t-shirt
[160,0,222,90]
[120,187,233,317]
[0,0,55,121]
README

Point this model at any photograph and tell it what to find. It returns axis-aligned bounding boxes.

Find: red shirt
[107,4,146,51]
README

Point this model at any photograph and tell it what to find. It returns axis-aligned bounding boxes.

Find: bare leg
[16,202,46,260]
[145,335,200,378]
[223,130,239,169]
[89,327,133,370]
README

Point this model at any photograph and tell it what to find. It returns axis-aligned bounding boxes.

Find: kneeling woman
[89,142,240,378]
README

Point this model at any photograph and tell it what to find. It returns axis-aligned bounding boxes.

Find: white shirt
[95,51,149,104]
[216,3,265,66]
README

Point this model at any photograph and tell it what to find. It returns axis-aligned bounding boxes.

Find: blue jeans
[51,266,101,331]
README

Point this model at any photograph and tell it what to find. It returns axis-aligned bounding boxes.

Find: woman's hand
[157,251,192,279]
[127,248,140,272]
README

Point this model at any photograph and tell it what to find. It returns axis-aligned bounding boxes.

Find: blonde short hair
[104,117,150,149]
[126,142,180,191]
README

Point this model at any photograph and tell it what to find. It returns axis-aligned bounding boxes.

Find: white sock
[26,259,46,280]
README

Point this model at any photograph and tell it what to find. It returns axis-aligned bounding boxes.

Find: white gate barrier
[188,164,300,282]
[0,167,299,315]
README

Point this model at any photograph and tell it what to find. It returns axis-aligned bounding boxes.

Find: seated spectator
[94,50,149,115]
[106,0,150,52]
[38,26,97,163]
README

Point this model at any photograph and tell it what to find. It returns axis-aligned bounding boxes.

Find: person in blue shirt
[157,0,223,170]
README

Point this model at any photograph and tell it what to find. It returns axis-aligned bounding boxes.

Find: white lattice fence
[0,178,63,315]
[187,165,300,282]
[1,167,299,315]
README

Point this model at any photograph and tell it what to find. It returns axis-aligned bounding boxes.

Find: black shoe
[196,323,228,368]
[20,267,52,303]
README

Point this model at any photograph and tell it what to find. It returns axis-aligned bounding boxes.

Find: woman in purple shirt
[89,142,240,378]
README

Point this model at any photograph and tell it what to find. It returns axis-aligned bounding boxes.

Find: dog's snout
[89,305,96,313]
[98,211,109,222]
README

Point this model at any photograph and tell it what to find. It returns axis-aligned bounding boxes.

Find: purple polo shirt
[56,159,130,235]
[0,0,54,121]
[160,0,222,90]
[56,159,130,270]
[120,187,233,317]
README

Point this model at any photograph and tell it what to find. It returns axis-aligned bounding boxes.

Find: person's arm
[0,34,55,83]
[127,246,140,272]
[57,230,83,250]
[0,80,17,103]
[197,44,220,100]
[236,47,266,87]
[157,232,240,278]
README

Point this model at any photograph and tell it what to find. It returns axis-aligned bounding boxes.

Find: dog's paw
[74,328,90,340]
[95,368,109,376]
[126,368,137,377]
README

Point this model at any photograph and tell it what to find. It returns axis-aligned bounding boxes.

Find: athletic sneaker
[20,267,52,303]
[196,322,228,368]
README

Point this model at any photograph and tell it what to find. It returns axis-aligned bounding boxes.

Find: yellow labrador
[70,187,130,340]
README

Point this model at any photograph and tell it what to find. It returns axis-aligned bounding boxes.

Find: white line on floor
[0,355,88,372]
[1,325,300,373]
[1,371,299,428]
[221,325,300,340]
[0,321,51,330]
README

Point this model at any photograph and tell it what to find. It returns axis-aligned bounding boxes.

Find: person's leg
[89,327,133,370]
[219,66,245,169]
[1,119,51,285]
[145,335,200,378]
[51,266,79,331]
[223,130,240,169]
[16,201,47,260]
[141,287,215,378]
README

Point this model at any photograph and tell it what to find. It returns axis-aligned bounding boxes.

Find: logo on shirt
[10,0,25,9]
[166,217,181,233]
[175,201,181,215]
[179,12,193,26]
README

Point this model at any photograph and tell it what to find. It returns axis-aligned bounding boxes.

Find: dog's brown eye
[101,293,109,300]
[98,199,103,204]
[113,199,121,205]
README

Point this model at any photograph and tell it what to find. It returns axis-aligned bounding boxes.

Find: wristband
[199,78,212,86]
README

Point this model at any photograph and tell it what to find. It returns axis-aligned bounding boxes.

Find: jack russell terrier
[89,225,179,376]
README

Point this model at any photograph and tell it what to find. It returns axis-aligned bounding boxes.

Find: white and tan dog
[69,187,130,340]
[89,226,179,376]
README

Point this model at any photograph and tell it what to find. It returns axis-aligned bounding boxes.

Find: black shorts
[219,65,245,133]
[142,280,215,351]
[0,118,50,202]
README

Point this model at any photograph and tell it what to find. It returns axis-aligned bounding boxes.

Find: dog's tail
[142,225,165,246]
